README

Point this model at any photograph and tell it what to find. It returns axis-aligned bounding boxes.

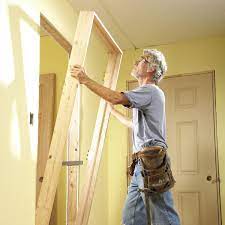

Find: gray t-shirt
[122,84,168,153]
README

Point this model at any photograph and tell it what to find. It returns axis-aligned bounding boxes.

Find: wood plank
[36,73,57,225]
[36,12,95,225]
[40,14,72,54]
[67,85,81,225]
[75,53,122,225]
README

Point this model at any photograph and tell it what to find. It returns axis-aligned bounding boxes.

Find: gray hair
[143,49,167,83]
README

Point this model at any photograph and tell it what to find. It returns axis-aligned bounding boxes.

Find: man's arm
[109,104,132,128]
[70,65,131,106]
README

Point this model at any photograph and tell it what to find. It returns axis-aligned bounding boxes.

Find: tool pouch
[139,148,176,194]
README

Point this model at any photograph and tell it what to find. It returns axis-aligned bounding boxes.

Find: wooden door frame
[37,11,122,225]
[126,70,222,225]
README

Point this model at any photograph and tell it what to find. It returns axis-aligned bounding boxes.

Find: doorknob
[206,175,212,181]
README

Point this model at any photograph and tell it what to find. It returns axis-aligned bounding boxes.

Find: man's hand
[70,64,89,84]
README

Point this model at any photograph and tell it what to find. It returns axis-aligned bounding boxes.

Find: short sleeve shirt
[122,84,168,153]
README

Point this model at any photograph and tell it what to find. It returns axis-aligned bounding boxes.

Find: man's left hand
[70,64,88,84]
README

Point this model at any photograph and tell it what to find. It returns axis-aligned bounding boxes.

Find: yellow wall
[1,0,111,224]
[107,36,225,225]
[0,1,40,225]
[0,0,78,224]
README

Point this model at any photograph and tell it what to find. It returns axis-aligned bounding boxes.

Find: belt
[132,146,166,161]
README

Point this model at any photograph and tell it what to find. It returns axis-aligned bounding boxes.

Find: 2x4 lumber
[36,11,95,225]
[67,86,81,225]
[74,53,122,225]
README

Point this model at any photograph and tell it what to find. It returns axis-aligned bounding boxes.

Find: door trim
[40,14,72,54]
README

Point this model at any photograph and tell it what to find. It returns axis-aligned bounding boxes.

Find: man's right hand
[70,64,89,84]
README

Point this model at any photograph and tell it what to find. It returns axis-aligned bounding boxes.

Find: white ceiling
[69,0,225,50]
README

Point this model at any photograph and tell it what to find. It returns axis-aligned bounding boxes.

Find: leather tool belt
[128,146,176,194]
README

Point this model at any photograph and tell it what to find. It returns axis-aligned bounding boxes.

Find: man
[70,49,180,225]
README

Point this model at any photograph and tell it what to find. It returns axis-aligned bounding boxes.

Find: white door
[127,71,220,225]
[159,72,220,225]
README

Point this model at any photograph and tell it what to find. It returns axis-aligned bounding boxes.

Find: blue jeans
[122,160,181,225]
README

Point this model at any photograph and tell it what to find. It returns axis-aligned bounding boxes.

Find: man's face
[131,56,149,79]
